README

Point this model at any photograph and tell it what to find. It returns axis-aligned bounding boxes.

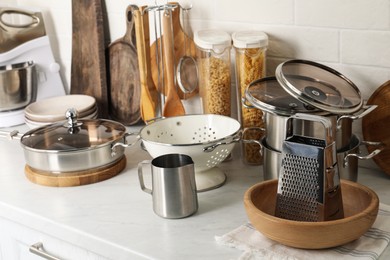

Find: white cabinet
[0,217,108,260]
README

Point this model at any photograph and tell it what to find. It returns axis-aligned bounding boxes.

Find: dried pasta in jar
[233,31,268,165]
[194,30,232,116]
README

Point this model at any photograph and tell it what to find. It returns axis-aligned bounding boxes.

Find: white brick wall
[7,0,390,170]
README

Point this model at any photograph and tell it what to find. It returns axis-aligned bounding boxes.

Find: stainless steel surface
[0,61,37,111]
[276,113,343,222]
[245,77,371,152]
[138,154,198,219]
[0,114,139,173]
[29,242,61,260]
[0,8,46,53]
[275,59,363,114]
[261,138,281,180]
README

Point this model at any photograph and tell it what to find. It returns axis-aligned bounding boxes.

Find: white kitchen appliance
[0,5,65,127]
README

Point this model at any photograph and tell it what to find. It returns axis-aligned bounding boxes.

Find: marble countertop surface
[0,124,389,259]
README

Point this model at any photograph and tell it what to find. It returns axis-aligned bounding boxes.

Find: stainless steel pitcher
[138,153,198,219]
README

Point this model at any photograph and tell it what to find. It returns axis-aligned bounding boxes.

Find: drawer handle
[29,242,62,260]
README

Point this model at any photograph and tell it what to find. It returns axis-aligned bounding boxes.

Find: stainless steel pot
[244,76,376,151]
[262,105,376,151]
[0,61,37,112]
[257,134,382,181]
[0,109,135,173]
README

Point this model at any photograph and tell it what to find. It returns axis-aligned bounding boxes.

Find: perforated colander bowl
[140,114,241,171]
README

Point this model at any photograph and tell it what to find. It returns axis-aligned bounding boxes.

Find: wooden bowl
[244,179,379,249]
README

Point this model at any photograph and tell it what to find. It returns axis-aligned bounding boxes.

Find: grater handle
[289,113,334,145]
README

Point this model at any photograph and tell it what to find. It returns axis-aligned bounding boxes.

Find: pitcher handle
[138,160,152,194]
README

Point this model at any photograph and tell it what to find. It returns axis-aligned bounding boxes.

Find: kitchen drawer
[0,217,109,260]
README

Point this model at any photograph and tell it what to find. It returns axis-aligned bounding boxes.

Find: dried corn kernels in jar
[194,30,232,116]
[233,31,268,164]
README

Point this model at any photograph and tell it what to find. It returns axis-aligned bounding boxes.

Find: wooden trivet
[25,156,126,187]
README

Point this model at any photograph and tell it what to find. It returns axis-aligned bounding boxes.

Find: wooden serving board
[108,5,141,125]
[25,156,126,187]
[70,0,109,118]
[150,3,198,100]
[362,80,390,175]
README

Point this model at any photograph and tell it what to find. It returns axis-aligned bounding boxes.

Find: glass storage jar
[194,29,232,116]
[233,31,268,165]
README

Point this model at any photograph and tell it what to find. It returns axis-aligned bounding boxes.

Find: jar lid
[20,108,126,151]
[276,60,363,114]
[232,31,268,49]
[245,76,323,116]
[194,29,231,52]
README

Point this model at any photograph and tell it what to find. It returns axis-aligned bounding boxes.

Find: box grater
[275,113,344,222]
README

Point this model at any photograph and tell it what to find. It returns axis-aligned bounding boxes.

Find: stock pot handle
[241,127,265,156]
[343,140,384,167]
[337,105,377,128]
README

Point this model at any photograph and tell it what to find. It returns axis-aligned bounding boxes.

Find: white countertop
[0,124,389,259]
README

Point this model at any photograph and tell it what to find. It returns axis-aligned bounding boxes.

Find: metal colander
[139,114,241,171]
[275,113,344,222]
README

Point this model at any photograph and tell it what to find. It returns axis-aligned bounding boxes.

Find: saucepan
[0,108,136,173]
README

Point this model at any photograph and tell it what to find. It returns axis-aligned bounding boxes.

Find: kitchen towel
[215,203,390,260]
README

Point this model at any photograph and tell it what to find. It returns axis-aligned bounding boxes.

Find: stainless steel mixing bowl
[0,61,37,112]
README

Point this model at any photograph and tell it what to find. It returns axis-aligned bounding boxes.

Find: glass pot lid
[275,59,363,114]
[21,108,126,151]
[245,76,323,116]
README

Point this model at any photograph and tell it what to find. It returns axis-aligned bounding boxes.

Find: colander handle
[203,132,242,153]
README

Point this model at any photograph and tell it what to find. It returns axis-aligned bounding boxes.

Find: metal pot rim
[20,117,127,153]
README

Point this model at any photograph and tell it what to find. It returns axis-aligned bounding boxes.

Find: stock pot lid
[245,76,322,116]
[275,59,362,114]
[21,108,126,151]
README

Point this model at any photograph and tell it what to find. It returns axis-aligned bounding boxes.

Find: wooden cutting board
[108,5,141,125]
[70,0,109,118]
[362,80,390,175]
[25,156,126,187]
[150,3,198,100]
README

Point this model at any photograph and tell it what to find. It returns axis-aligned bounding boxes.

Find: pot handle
[203,131,242,153]
[241,127,265,155]
[138,160,152,194]
[241,97,255,109]
[111,132,140,155]
[337,104,377,128]
[0,130,23,140]
[343,140,384,167]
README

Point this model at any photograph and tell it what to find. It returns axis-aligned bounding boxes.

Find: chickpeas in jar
[194,30,232,116]
[233,31,268,165]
